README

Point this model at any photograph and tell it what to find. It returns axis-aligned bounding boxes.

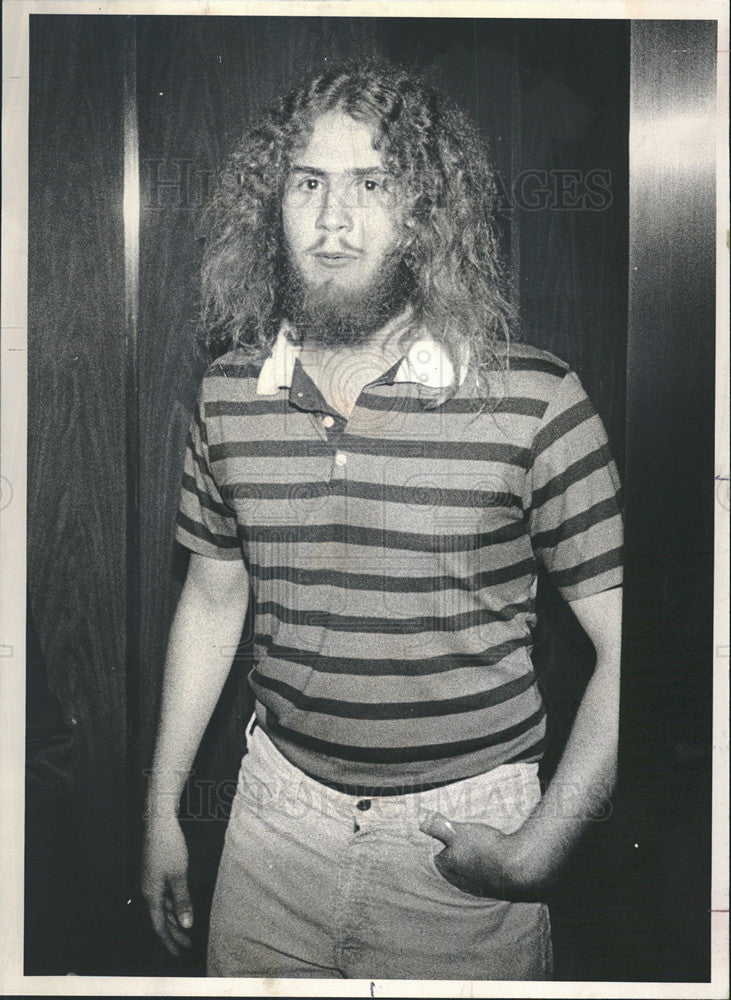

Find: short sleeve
[524,370,623,601]
[175,380,243,559]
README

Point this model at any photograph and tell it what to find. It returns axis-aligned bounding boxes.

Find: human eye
[354,174,398,208]
[348,176,388,207]
[287,172,322,196]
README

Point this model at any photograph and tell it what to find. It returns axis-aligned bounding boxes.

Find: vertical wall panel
[620,19,716,981]
[27,15,128,972]
[515,20,629,456]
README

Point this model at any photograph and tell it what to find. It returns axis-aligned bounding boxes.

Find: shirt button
[356,799,371,811]
[322,415,335,428]
[334,451,347,466]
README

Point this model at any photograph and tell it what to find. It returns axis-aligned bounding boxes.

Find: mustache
[305,237,363,255]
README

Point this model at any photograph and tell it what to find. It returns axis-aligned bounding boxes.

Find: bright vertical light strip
[122,18,142,854]
[123,20,140,335]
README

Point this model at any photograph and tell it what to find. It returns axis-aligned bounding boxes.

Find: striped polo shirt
[175,329,623,791]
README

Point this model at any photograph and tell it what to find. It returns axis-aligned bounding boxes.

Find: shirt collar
[256,320,468,396]
[256,322,302,396]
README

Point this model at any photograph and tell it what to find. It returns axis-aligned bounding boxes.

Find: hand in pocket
[419,809,540,901]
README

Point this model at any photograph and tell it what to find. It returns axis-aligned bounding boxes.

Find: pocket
[423,839,503,906]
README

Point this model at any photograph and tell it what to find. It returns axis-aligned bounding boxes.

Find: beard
[280,247,414,349]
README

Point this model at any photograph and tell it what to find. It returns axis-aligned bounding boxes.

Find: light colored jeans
[207,726,552,980]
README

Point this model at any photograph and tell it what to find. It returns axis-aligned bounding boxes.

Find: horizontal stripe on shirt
[209,437,531,465]
[264,704,547,764]
[208,393,549,419]
[253,635,533,676]
[241,519,526,551]
[216,477,525,510]
[250,666,537,719]
[248,557,537,592]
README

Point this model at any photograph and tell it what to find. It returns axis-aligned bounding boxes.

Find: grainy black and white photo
[3,1,727,995]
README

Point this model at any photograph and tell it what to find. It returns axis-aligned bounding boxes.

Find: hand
[141,815,194,957]
[419,810,542,901]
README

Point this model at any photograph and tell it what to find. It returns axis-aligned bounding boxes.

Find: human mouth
[312,251,359,269]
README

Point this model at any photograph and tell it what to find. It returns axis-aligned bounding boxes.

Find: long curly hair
[199,60,515,396]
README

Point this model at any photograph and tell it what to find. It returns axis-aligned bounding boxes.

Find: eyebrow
[290,165,390,177]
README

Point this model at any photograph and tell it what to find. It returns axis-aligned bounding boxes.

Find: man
[141,63,623,980]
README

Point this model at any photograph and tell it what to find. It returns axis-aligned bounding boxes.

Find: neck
[299,306,414,418]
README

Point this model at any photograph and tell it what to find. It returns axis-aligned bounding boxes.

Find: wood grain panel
[515,20,629,456]
[27,14,128,972]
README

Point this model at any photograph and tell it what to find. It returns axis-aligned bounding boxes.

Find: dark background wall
[26,16,129,973]
[25,13,715,982]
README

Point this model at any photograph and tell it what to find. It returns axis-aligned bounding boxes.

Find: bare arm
[141,552,249,954]
[511,585,622,884]
[420,586,622,897]
[146,552,250,813]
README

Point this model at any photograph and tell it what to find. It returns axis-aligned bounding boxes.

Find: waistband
[241,719,540,828]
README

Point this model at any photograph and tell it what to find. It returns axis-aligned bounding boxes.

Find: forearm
[516,642,620,886]
[146,568,249,818]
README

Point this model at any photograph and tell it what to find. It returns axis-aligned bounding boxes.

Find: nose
[316,184,353,233]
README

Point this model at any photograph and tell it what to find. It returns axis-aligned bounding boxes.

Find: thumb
[419,809,457,847]
[169,872,193,928]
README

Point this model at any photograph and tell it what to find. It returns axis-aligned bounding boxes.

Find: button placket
[328,445,348,484]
